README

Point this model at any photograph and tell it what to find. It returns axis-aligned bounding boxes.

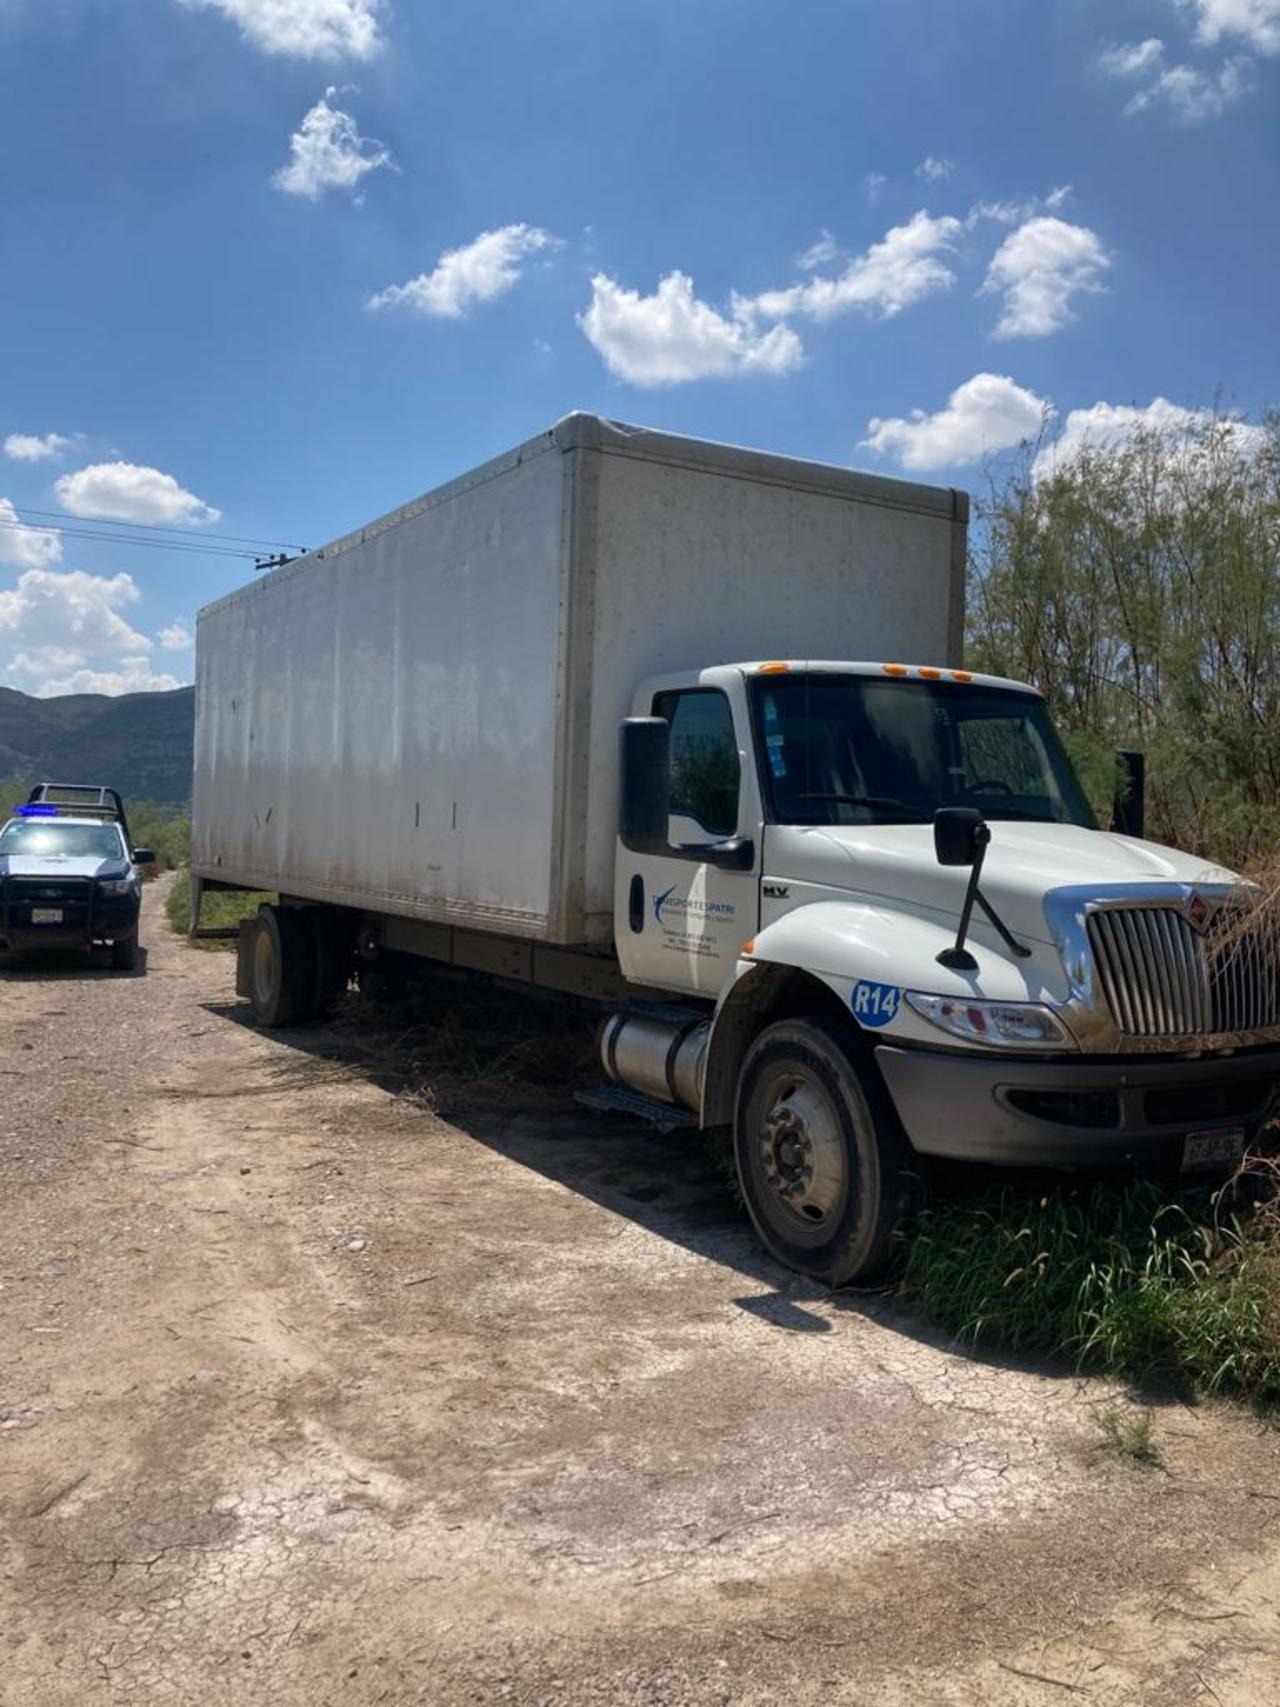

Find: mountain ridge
[0,684,195,804]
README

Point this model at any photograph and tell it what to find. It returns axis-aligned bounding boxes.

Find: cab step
[575,1085,697,1132]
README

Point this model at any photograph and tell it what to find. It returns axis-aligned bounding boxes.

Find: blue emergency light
[14,804,59,817]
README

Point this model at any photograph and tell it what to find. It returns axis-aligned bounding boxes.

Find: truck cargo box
[193,414,967,949]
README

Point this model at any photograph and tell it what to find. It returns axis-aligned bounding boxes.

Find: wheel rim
[252,923,277,1009]
[755,1063,847,1236]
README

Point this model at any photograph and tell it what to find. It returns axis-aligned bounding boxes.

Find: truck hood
[765,821,1233,945]
[0,855,128,881]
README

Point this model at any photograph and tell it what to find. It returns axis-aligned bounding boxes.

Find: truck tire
[248,905,314,1027]
[111,930,139,972]
[734,1016,913,1285]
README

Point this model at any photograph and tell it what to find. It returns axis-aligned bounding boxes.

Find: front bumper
[0,887,139,954]
[875,1042,1280,1168]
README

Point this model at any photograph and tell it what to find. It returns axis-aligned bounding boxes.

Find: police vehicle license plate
[1181,1126,1244,1173]
[31,908,62,924]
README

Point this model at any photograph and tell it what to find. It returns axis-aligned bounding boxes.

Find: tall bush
[967,411,1280,866]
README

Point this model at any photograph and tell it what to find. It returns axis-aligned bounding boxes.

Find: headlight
[98,877,136,897]
[905,992,1075,1050]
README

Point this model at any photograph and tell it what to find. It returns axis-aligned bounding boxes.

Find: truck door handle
[628,874,644,933]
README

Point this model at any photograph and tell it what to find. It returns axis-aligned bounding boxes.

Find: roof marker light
[951,669,973,683]
[918,666,942,680]
[757,662,790,675]
[882,663,909,677]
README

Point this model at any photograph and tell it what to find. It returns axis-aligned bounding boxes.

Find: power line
[0,517,263,560]
[8,504,307,553]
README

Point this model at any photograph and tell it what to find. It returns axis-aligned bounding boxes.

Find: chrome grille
[1087,905,1280,1038]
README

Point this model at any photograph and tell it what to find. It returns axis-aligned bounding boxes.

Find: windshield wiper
[796,792,927,821]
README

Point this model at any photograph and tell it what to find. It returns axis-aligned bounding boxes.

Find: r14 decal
[851,980,901,1028]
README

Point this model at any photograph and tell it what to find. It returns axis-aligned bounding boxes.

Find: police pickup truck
[0,784,154,971]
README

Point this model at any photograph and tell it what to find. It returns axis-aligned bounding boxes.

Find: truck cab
[0,784,153,971]
[601,660,1280,1282]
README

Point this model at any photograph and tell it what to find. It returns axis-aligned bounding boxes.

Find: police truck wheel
[111,930,139,972]
[248,905,314,1027]
[734,1016,912,1285]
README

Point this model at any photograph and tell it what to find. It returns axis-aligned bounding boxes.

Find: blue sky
[1,0,1277,697]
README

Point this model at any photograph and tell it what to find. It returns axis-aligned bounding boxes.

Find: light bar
[14,803,59,818]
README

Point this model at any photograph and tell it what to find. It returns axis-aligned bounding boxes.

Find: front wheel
[111,930,139,972]
[734,1016,913,1284]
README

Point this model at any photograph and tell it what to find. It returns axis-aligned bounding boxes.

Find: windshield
[751,675,1096,829]
[0,819,127,860]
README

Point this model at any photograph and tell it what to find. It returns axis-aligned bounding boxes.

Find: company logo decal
[1183,891,1219,933]
[653,885,737,927]
[851,980,901,1029]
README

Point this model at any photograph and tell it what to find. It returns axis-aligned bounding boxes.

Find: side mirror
[132,847,156,865]
[933,807,989,868]
[1110,750,1145,839]
[619,717,670,856]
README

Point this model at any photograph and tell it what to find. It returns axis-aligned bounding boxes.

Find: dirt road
[3,880,1280,1705]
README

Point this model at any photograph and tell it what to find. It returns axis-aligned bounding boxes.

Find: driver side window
[653,688,741,841]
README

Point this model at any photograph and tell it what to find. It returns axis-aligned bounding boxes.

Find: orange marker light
[882,663,909,677]
[918,666,941,679]
[951,669,973,683]
[758,662,790,675]
[741,939,755,955]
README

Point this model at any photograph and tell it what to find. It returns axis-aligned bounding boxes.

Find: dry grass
[320,969,598,1118]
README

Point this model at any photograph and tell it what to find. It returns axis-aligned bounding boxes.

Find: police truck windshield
[752,674,1096,829]
[0,820,127,860]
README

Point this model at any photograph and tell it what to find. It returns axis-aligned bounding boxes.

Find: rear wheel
[734,1016,913,1284]
[248,905,315,1027]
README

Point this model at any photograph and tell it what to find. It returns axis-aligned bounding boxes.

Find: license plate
[1181,1126,1245,1173]
[30,908,63,924]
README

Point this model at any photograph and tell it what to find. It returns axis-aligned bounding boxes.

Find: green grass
[897,1172,1280,1404]
[164,866,272,945]
[1094,1403,1160,1465]
[127,800,190,871]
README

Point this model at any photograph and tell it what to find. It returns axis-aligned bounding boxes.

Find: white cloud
[741,211,963,323]
[864,373,1052,471]
[158,622,193,651]
[1101,12,1269,119]
[916,155,954,182]
[579,272,803,386]
[4,431,71,462]
[175,0,385,60]
[0,568,189,696]
[1099,38,1167,75]
[1031,396,1265,479]
[966,186,1072,228]
[863,172,886,204]
[367,224,557,318]
[796,230,839,271]
[0,568,152,660]
[273,87,393,199]
[1181,0,1280,52]
[1125,55,1254,118]
[55,462,221,525]
[12,654,183,698]
[981,217,1110,338]
[0,498,63,570]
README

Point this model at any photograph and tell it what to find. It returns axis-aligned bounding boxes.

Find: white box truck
[193,414,1280,1282]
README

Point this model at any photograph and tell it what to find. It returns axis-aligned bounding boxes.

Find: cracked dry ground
[3,881,1280,1705]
